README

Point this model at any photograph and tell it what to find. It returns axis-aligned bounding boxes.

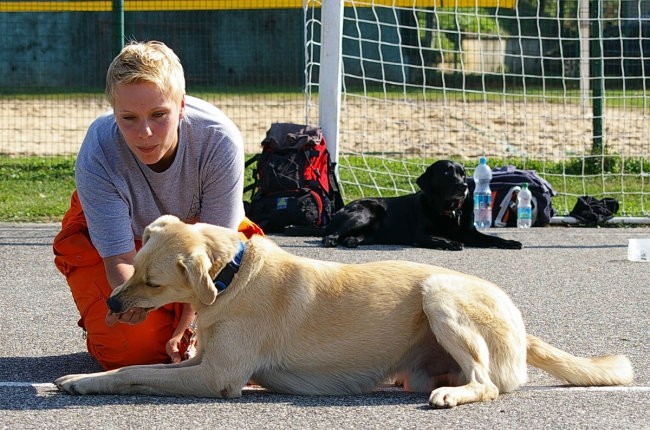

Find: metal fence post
[590,0,604,154]
[113,0,124,56]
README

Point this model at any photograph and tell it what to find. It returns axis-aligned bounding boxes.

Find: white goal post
[305,0,650,221]
[317,0,344,174]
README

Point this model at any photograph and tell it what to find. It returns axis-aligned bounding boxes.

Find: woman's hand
[166,327,197,363]
[166,303,197,363]
[105,307,150,326]
[166,333,185,364]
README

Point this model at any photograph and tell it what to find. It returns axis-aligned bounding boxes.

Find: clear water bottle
[473,157,492,230]
[517,182,533,228]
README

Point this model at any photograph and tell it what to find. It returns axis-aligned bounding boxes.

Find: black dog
[323,160,523,251]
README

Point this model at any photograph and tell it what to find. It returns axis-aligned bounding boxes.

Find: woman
[53,40,262,370]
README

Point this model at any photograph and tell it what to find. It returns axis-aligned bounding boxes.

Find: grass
[1,155,649,222]
[0,157,76,222]
[335,155,650,217]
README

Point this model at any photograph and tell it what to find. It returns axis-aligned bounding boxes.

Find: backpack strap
[243,154,260,199]
[328,162,345,211]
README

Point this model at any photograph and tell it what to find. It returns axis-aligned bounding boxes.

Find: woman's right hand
[105,307,149,326]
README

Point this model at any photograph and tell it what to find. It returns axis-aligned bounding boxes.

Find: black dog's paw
[342,237,361,248]
[501,239,523,250]
[422,239,464,251]
[322,235,339,248]
[444,241,464,251]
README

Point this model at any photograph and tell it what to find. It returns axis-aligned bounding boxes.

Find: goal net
[304,0,650,219]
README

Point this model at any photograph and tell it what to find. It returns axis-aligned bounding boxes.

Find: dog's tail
[526,334,634,386]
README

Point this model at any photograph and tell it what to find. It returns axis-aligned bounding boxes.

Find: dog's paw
[501,240,523,250]
[428,386,459,408]
[342,237,361,248]
[446,241,464,251]
[429,381,499,408]
[55,374,92,395]
[55,373,107,395]
[421,238,464,251]
[322,235,339,248]
[435,240,463,251]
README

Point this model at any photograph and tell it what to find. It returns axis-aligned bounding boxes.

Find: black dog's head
[416,160,468,217]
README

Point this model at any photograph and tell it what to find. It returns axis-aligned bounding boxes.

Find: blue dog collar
[212,240,245,292]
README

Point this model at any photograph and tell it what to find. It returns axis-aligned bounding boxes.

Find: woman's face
[113,82,185,172]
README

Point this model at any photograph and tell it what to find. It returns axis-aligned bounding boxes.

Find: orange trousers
[53,191,263,370]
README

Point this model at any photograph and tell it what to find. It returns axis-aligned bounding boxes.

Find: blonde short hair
[105,40,186,106]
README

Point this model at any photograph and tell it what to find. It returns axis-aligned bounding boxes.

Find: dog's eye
[146,281,161,288]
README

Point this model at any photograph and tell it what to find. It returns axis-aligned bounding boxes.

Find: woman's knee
[84,303,176,370]
[62,265,177,370]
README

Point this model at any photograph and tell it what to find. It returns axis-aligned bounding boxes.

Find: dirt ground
[2,96,648,160]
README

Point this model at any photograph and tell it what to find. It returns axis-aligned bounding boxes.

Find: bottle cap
[479,157,487,164]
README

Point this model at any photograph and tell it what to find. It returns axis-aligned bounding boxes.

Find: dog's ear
[416,165,435,196]
[456,163,467,181]
[177,252,217,305]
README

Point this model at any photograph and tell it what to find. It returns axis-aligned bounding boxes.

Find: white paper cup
[628,238,650,262]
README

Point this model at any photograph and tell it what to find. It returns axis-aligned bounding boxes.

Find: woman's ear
[179,95,186,119]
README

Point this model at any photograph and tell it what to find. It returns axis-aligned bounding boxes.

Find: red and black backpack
[244,123,343,233]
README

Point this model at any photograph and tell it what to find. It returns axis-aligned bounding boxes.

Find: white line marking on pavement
[1,381,648,394]
[521,385,650,392]
[1,382,57,388]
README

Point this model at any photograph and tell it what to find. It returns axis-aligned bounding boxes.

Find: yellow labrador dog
[56,215,633,407]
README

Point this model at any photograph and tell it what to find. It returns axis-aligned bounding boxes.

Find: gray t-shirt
[75,95,245,258]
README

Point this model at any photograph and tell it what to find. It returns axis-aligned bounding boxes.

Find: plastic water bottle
[517,182,533,228]
[473,157,492,230]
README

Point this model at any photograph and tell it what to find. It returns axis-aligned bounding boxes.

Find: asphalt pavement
[0,223,648,429]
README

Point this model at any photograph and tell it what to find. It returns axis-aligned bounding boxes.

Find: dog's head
[107,215,243,315]
[416,160,469,217]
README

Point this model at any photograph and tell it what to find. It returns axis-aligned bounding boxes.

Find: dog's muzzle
[441,187,468,217]
[441,199,464,217]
